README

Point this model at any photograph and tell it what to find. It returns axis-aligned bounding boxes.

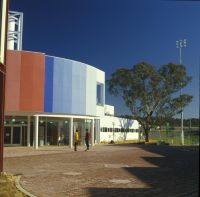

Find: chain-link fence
[149,127,199,145]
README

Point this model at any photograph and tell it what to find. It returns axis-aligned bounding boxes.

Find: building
[100,115,139,142]
[3,11,139,148]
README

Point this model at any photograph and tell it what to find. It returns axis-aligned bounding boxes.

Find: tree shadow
[87,144,199,197]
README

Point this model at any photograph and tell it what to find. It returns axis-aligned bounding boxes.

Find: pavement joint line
[109,179,132,184]
[104,164,129,168]
[15,175,37,197]
[62,172,82,176]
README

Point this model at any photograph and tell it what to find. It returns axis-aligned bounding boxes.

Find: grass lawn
[0,173,27,197]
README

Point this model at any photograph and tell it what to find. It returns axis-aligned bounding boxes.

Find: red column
[0,67,6,172]
[0,0,9,172]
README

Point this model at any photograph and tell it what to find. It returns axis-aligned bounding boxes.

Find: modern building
[3,11,139,149]
[4,50,139,148]
[100,115,139,142]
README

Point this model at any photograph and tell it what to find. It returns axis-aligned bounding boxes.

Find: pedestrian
[74,129,79,151]
[58,134,61,146]
[85,129,90,151]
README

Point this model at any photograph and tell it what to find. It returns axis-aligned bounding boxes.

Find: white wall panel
[86,65,96,115]
[100,116,139,129]
[100,132,139,142]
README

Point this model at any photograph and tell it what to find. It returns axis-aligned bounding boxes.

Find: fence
[149,127,199,145]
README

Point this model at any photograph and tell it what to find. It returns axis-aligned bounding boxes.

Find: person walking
[85,129,90,151]
[74,129,79,151]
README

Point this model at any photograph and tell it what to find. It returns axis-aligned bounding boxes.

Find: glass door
[4,126,21,146]
[12,126,21,145]
[4,126,12,144]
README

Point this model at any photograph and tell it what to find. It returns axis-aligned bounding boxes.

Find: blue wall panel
[44,56,54,112]
[52,58,72,113]
[44,55,104,116]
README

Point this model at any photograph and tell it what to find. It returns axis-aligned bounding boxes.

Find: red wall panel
[20,51,45,112]
[5,50,45,113]
[5,50,21,112]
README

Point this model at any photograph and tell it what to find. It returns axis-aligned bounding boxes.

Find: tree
[107,62,193,142]
[119,115,134,141]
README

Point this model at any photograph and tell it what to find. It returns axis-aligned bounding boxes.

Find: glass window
[97,83,104,106]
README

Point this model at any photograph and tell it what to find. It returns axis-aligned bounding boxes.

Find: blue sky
[10,0,200,118]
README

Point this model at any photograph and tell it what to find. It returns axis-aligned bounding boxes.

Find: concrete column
[96,119,100,143]
[58,121,62,135]
[94,119,98,144]
[27,116,31,147]
[82,120,86,145]
[98,119,101,143]
[91,119,94,146]
[95,119,98,143]
[34,115,39,149]
[45,117,47,145]
[69,117,73,149]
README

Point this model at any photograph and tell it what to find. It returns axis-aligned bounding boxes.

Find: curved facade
[44,55,104,116]
[4,50,139,148]
[5,50,105,117]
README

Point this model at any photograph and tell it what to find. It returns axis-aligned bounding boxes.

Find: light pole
[176,39,187,145]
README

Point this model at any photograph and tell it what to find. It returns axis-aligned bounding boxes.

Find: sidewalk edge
[15,175,37,197]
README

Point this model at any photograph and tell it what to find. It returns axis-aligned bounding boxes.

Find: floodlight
[183,39,187,47]
[179,40,183,47]
[175,38,188,145]
[176,41,179,48]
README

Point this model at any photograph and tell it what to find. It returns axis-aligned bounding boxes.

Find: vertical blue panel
[44,56,54,112]
[71,62,86,114]
[52,58,72,113]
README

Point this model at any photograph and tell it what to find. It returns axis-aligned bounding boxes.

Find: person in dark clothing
[85,129,90,151]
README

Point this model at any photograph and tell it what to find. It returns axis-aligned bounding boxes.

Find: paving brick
[3,144,199,197]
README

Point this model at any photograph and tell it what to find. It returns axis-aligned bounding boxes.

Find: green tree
[107,62,193,142]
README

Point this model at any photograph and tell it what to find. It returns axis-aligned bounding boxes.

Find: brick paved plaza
[3,144,199,197]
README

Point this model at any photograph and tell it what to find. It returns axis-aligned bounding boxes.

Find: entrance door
[4,126,12,144]
[4,126,22,146]
[12,126,21,145]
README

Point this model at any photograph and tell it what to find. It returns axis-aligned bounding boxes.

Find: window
[97,83,104,106]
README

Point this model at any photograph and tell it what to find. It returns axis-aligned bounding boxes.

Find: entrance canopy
[4,112,100,149]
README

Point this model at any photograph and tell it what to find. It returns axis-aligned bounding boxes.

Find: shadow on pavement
[87,144,199,197]
[87,188,150,197]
